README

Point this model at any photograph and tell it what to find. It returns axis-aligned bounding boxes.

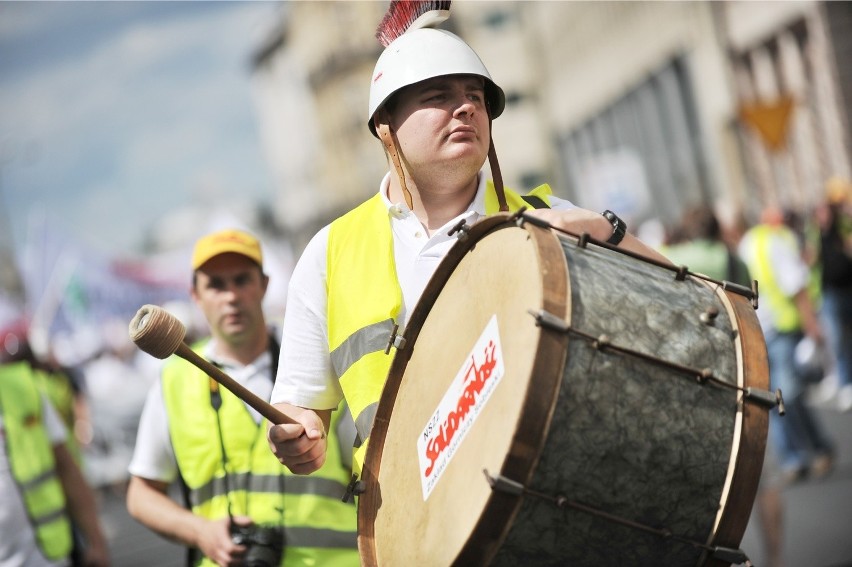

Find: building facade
[250,1,852,250]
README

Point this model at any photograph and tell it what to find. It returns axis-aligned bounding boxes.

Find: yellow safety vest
[161,343,359,567]
[327,182,553,475]
[745,224,802,332]
[0,361,73,561]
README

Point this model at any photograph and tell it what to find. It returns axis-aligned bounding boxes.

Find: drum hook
[448,219,470,242]
[384,323,406,355]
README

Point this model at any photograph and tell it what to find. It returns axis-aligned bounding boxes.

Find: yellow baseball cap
[826,176,851,205]
[191,229,263,270]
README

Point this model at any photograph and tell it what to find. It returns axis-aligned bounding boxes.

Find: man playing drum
[267,0,666,481]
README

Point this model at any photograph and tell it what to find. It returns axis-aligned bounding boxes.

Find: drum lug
[744,387,786,415]
[342,473,366,503]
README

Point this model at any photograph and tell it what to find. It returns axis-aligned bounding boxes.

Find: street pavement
[96,394,852,567]
[739,396,852,567]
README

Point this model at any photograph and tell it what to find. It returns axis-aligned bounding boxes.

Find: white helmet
[367,27,505,137]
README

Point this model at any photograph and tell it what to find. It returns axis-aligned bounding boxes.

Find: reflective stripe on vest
[327,182,553,474]
[748,225,801,332]
[160,349,358,566]
[0,361,72,561]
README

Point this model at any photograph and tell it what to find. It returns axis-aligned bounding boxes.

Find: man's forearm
[126,475,205,548]
[53,444,108,553]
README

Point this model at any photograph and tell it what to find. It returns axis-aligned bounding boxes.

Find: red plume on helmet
[376,1,451,47]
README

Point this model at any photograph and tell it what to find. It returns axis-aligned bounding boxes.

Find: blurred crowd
[659,176,852,416]
[658,175,852,567]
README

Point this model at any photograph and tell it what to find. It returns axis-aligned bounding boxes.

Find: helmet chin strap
[376,111,508,213]
[377,121,415,211]
[488,119,508,212]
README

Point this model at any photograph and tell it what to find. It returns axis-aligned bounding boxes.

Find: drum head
[358,218,569,565]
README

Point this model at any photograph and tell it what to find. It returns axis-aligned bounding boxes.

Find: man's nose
[454,97,475,117]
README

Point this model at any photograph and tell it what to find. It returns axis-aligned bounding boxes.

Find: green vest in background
[746,224,802,332]
[0,361,73,561]
[327,183,553,476]
[160,343,359,567]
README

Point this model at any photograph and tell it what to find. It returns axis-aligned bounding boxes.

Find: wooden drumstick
[128,304,297,426]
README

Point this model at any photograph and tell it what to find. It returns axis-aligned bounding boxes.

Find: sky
[0,1,282,258]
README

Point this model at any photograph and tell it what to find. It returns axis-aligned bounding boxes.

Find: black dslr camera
[230,524,285,567]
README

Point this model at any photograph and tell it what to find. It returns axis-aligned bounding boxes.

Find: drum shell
[358,216,768,567]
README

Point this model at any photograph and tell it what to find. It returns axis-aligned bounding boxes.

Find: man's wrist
[602,210,626,245]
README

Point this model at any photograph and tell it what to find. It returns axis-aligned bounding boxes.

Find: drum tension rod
[528,309,784,413]
[482,469,754,566]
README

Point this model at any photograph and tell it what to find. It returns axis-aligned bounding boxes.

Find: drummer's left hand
[525,208,673,264]
[525,208,614,242]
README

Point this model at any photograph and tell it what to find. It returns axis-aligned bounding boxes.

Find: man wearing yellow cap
[126,229,359,567]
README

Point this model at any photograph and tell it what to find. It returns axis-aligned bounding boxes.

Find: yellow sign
[738,96,796,152]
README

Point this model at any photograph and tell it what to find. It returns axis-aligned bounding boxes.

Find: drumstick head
[129,304,186,359]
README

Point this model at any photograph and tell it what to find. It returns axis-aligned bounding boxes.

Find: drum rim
[357,215,570,565]
[703,286,769,565]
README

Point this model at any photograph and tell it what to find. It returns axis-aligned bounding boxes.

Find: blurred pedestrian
[739,206,835,482]
[661,204,751,284]
[754,444,786,567]
[0,327,110,567]
[813,176,852,412]
[126,229,358,567]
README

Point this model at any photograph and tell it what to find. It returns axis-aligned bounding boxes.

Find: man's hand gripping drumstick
[128,304,328,474]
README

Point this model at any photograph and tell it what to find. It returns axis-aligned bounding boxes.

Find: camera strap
[209,332,285,526]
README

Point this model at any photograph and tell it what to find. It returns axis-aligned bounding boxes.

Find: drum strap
[520,194,550,210]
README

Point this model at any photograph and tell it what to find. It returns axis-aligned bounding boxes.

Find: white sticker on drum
[417,314,505,501]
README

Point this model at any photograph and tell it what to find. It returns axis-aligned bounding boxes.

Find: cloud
[0,2,280,255]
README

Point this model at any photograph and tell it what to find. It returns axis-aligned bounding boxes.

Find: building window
[556,56,709,227]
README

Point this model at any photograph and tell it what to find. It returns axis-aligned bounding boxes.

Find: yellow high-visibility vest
[327,182,553,475]
[0,361,72,561]
[745,224,802,332]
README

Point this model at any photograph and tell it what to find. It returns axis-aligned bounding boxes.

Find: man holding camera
[127,229,359,566]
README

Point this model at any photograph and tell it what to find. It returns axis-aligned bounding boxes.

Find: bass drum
[358,214,769,566]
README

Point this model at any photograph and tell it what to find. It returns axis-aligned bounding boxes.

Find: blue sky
[0,1,282,257]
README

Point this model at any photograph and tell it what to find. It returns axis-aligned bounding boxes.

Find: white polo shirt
[270,173,574,411]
